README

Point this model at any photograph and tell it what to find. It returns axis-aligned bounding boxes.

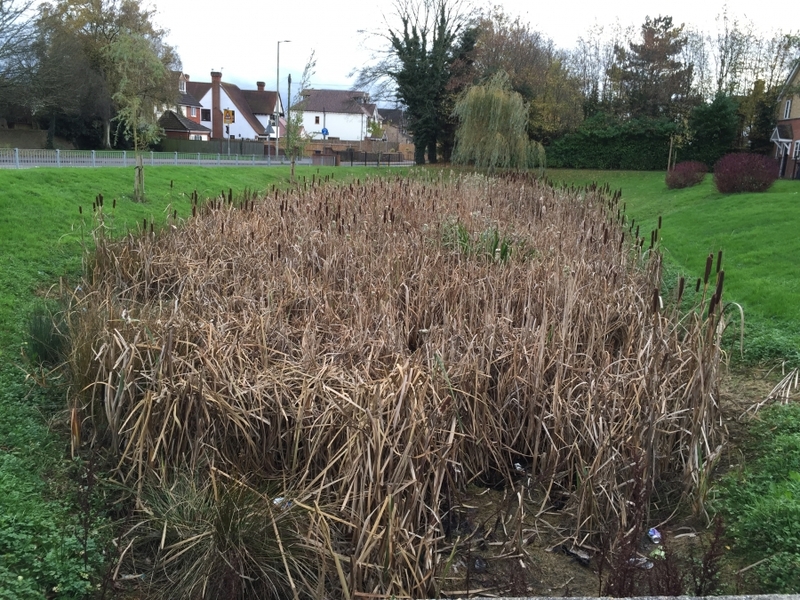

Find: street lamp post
[276,39,290,161]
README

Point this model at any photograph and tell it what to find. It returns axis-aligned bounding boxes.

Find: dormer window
[179,78,186,94]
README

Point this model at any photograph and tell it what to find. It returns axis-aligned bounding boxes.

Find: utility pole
[276,39,290,162]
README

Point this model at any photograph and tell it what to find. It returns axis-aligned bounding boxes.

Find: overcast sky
[154,0,796,102]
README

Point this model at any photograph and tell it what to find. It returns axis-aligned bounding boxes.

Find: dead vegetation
[67,172,728,598]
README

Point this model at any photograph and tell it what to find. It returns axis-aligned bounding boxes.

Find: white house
[293,89,381,142]
[187,71,285,141]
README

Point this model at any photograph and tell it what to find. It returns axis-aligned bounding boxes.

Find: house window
[191,107,196,117]
[201,109,211,122]
[314,115,320,124]
[794,140,800,159]
[190,135,202,141]
[785,99,792,120]
[179,79,186,93]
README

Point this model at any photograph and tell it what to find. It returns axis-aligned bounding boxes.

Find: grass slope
[0,165,402,598]
[548,169,800,363]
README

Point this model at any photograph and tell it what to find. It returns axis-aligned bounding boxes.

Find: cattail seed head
[703,253,713,284]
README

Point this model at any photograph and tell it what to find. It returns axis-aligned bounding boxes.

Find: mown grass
[547,169,800,364]
[715,402,800,592]
[0,164,404,598]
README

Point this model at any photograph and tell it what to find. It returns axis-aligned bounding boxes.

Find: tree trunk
[427,139,437,164]
[291,157,296,183]
[47,115,56,150]
[134,152,145,202]
[414,144,426,165]
[102,118,112,149]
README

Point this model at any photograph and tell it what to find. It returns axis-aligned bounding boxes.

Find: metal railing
[0,148,317,169]
[0,148,416,169]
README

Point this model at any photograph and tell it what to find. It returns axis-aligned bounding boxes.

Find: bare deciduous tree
[355,0,475,164]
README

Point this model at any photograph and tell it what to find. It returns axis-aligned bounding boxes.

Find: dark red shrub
[713,153,778,193]
[666,161,707,189]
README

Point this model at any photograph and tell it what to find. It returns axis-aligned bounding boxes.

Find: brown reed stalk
[67,174,726,598]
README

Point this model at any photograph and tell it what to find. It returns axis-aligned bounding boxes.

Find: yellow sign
[223,109,235,124]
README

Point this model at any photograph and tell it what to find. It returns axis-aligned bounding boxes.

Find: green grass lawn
[547,169,800,363]
[0,165,404,598]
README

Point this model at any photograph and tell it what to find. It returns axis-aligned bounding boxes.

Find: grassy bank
[0,165,403,598]
[548,169,800,363]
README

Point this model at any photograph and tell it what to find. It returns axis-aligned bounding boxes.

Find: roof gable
[186,81,211,103]
[779,60,800,100]
[179,91,202,108]
[158,110,211,133]
[221,83,268,134]
[240,90,279,115]
[294,89,375,116]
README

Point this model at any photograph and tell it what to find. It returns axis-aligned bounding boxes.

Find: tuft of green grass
[714,403,800,593]
[547,169,800,364]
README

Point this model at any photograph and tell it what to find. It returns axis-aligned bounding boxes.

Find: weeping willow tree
[452,71,545,172]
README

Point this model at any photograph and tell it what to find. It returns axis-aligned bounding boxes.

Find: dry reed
[68,172,727,598]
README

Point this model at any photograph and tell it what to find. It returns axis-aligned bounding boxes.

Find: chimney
[257,81,265,91]
[211,71,223,139]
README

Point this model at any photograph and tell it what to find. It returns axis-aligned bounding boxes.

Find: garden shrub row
[665,154,778,193]
[547,113,675,171]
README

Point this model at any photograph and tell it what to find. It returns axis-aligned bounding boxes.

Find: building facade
[771,63,800,179]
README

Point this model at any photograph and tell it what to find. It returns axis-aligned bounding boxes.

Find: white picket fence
[0,148,313,169]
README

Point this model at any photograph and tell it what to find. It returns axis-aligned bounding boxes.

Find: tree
[107,32,171,201]
[27,19,108,147]
[683,93,739,166]
[452,71,545,171]
[357,0,475,164]
[568,22,637,118]
[607,16,695,119]
[35,0,179,148]
[285,52,317,183]
[474,9,582,144]
[0,0,36,117]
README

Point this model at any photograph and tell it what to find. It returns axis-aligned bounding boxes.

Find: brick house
[771,62,800,178]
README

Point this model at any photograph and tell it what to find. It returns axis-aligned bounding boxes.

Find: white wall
[218,88,258,139]
[300,111,366,141]
[195,87,265,140]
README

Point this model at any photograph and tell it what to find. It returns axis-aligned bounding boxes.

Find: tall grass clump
[129,472,326,599]
[665,161,707,189]
[26,300,68,365]
[66,173,729,598]
[713,153,778,193]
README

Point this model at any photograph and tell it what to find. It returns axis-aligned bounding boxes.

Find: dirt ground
[434,369,779,598]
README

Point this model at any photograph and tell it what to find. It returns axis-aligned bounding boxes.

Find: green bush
[547,113,675,170]
[0,454,106,600]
